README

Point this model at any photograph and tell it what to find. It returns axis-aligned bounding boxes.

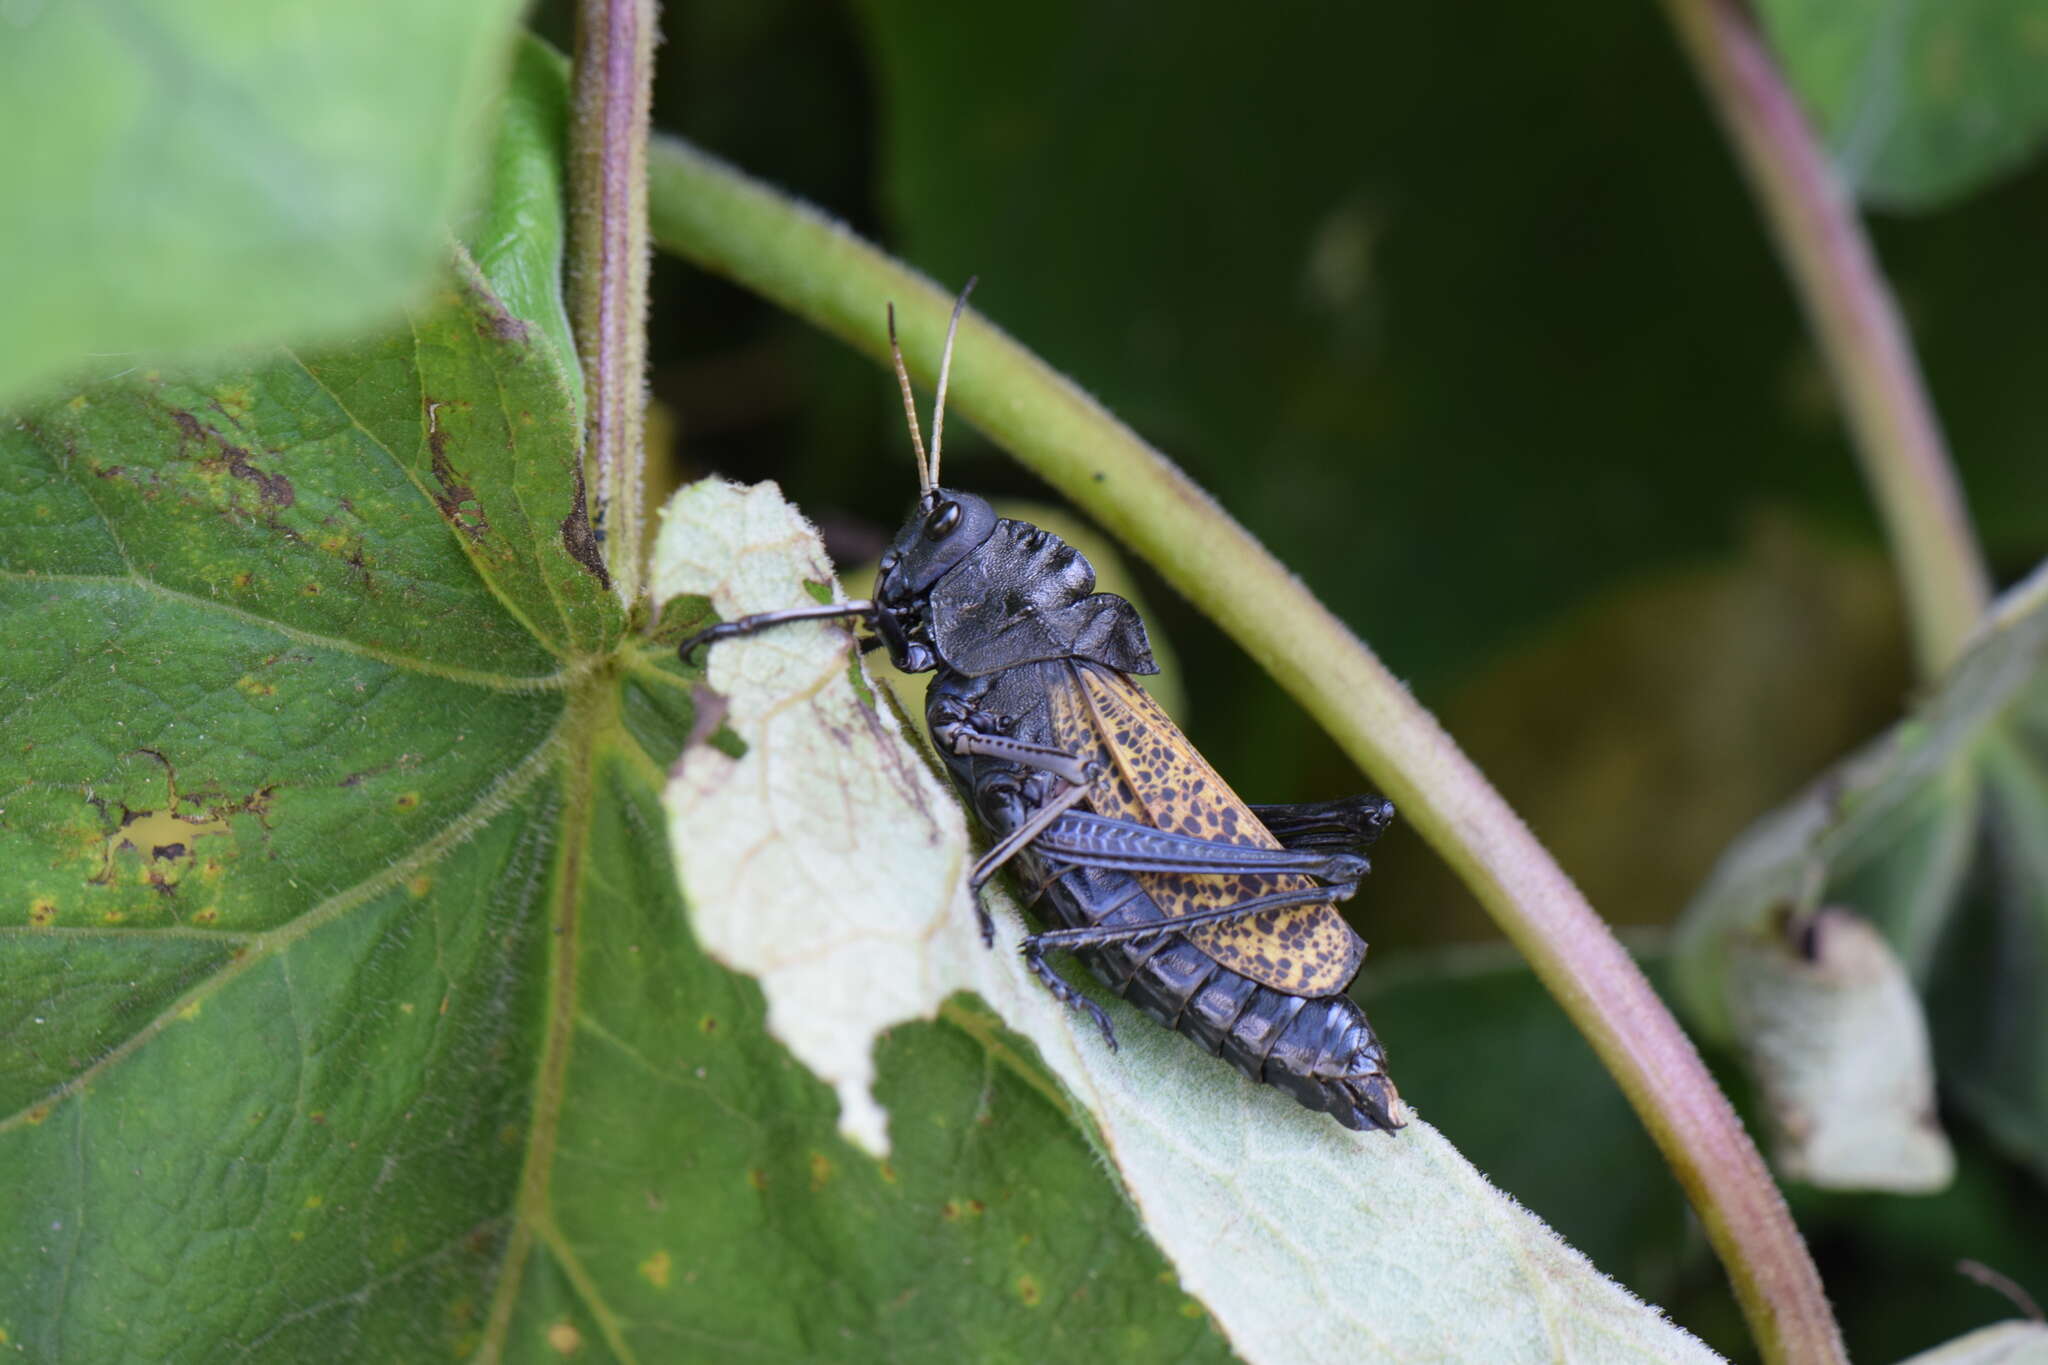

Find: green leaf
[1753,0,2048,208]
[0,0,529,408]
[463,39,584,425]
[1676,560,2048,1186]
[0,82,1229,1365]
[656,479,1721,1363]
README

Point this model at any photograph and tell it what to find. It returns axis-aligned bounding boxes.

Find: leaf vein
[0,569,579,693]
[0,720,564,1134]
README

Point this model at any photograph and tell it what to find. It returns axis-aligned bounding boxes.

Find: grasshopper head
[875,487,999,608]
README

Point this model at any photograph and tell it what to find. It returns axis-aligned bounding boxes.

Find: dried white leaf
[1726,908,1953,1191]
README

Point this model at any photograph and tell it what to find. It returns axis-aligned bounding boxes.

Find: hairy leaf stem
[565,0,657,603]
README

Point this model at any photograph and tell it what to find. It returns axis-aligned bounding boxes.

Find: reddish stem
[1661,0,1989,679]
[567,0,657,602]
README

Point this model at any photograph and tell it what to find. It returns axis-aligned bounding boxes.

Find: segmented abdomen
[1026,859,1399,1133]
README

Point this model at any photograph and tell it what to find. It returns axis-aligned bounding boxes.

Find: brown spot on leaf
[559,460,611,588]
[221,444,293,508]
[484,306,530,344]
[342,543,372,589]
[424,397,489,539]
[172,409,295,509]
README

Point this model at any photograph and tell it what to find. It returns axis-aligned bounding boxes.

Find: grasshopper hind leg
[1249,795,1397,854]
[1023,943,1119,1051]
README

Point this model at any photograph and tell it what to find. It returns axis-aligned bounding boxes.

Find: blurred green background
[621,1,2048,1358]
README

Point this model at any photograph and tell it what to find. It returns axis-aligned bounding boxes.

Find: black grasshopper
[681,284,1401,1133]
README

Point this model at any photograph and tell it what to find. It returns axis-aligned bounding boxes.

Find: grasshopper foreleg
[931,696,1095,788]
[676,599,877,663]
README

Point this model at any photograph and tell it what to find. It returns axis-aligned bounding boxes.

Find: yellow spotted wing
[1044,659,1364,995]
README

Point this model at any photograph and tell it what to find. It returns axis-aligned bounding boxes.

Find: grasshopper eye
[923,500,963,541]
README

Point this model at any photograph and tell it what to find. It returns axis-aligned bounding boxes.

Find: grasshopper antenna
[886,303,932,498]
[886,277,978,499]
[928,276,976,490]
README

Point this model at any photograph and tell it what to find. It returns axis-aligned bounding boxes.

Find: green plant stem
[646,136,1845,1365]
[565,0,656,605]
[1661,0,1990,681]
